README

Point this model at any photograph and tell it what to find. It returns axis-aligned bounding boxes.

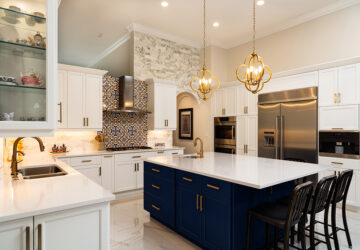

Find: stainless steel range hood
[106,76,150,114]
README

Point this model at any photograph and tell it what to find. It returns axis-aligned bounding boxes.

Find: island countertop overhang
[144,152,331,189]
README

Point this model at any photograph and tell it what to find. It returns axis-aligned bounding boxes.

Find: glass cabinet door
[0,0,56,135]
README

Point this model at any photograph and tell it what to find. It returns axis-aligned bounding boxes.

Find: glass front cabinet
[0,0,57,136]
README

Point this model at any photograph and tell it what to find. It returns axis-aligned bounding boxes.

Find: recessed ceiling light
[257,0,265,6]
[213,22,220,27]
[161,1,168,7]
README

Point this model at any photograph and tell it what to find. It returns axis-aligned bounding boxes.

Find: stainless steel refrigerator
[258,87,318,163]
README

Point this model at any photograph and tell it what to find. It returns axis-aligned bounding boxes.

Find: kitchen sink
[18,165,67,179]
[180,154,201,159]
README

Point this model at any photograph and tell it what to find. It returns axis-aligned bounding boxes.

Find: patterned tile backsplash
[102,74,149,148]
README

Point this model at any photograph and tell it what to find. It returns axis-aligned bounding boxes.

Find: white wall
[0,138,3,169]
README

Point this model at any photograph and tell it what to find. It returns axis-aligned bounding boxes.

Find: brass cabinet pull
[338,92,341,103]
[98,167,101,176]
[196,194,199,210]
[222,108,226,115]
[134,163,137,172]
[57,102,62,123]
[334,93,337,104]
[206,184,220,190]
[332,128,343,130]
[152,184,160,189]
[152,204,160,211]
[157,151,165,154]
[38,224,42,250]
[182,177,193,182]
[331,161,343,165]
[172,152,178,155]
[132,155,141,159]
[83,117,86,126]
[164,120,167,127]
[152,168,160,173]
[26,226,30,250]
[199,195,203,211]
[81,160,92,163]
[244,106,248,114]
[104,155,113,158]
[86,117,89,126]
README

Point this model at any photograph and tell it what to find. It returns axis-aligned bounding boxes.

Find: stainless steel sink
[180,154,201,159]
[18,165,67,179]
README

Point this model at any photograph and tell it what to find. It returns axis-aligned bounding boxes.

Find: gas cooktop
[106,146,153,151]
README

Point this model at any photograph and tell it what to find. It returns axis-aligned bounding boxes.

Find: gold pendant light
[190,0,220,101]
[236,0,271,94]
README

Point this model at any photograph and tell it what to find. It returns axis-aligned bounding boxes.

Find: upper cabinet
[58,64,107,131]
[237,86,258,116]
[319,64,360,107]
[0,0,57,136]
[147,79,177,130]
[212,87,237,117]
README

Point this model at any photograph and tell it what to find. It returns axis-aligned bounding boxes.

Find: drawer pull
[331,162,343,165]
[38,224,42,250]
[26,226,30,250]
[104,155,113,158]
[182,177,193,182]
[332,128,343,130]
[196,194,199,210]
[152,168,160,173]
[81,160,92,163]
[206,184,220,190]
[151,184,160,190]
[132,155,141,159]
[172,152,179,155]
[152,204,160,211]
[199,195,204,212]
[157,151,165,154]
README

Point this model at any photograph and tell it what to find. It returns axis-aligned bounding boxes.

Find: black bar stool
[305,174,337,249]
[246,181,313,250]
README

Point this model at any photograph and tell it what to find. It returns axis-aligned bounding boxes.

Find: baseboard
[111,189,144,204]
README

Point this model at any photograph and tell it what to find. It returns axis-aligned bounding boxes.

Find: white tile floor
[110,198,360,250]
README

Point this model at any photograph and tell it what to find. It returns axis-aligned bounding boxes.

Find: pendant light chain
[252,0,256,54]
[203,0,206,67]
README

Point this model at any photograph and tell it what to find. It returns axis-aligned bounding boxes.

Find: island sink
[19,165,67,179]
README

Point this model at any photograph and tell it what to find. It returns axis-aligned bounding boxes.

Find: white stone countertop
[55,146,185,158]
[144,152,331,189]
[0,155,115,223]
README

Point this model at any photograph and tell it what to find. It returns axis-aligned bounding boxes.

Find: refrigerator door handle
[275,116,279,159]
[280,115,284,160]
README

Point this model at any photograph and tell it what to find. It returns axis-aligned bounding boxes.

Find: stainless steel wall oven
[214,117,236,154]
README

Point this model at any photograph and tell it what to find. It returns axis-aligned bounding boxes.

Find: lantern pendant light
[236,0,272,94]
[190,0,220,101]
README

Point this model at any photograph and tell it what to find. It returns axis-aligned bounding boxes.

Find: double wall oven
[214,117,236,154]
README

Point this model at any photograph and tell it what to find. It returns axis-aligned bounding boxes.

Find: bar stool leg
[274,228,278,250]
[299,219,307,250]
[291,226,295,245]
[309,213,316,250]
[284,228,290,250]
[331,204,340,250]
[246,213,252,250]
[342,201,352,248]
[266,223,270,249]
[324,207,332,250]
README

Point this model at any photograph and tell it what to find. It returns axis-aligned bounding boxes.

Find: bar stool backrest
[311,175,337,214]
[333,169,353,204]
[286,181,313,228]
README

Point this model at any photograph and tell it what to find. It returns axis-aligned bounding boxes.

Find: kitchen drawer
[144,162,175,180]
[176,170,202,192]
[166,149,184,156]
[70,155,101,166]
[319,156,360,170]
[58,157,70,165]
[144,192,175,228]
[144,173,175,202]
[115,151,155,162]
[202,176,231,202]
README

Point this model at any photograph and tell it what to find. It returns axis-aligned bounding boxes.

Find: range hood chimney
[107,76,150,114]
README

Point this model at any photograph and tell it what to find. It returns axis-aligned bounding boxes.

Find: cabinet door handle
[26,226,30,250]
[152,184,160,189]
[86,118,89,126]
[334,93,337,104]
[83,117,86,127]
[81,160,92,163]
[206,184,220,190]
[57,102,62,123]
[137,163,140,171]
[134,163,137,172]
[199,195,204,212]
[332,128,343,130]
[172,152,178,155]
[98,167,101,176]
[132,155,141,159]
[182,177,193,182]
[196,194,199,210]
[152,204,160,211]
[151,168,160,173]
[331,161,343,165]
[338,92,341,103]
[104,155,113,158]
[38,224,42,250]
[164,120,167,127]
[157,151,165,154]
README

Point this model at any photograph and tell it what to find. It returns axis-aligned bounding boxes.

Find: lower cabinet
[114,161,138,192]
[76,165,102,185]
[0,202,110,250]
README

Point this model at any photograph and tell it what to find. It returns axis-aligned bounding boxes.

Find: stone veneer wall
[133,32,201,89]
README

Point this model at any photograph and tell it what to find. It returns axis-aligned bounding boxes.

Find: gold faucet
[11,137,45,178]
[194,137,204,158]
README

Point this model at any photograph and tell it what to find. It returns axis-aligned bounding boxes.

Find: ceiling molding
[128,23,203,49]
[225,0,360,49]
[87,32,131,67]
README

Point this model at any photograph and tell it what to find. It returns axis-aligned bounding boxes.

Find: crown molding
[59,64,108,76]
[87,32,131,67]
[225,0,360,49]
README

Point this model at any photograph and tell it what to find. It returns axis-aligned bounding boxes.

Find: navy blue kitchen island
[143,153,329,250]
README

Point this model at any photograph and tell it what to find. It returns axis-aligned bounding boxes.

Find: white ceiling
[58,0,360,67]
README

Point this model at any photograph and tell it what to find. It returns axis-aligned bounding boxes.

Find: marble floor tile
[110,198,360,250]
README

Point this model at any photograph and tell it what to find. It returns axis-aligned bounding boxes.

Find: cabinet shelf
[0,6,46,21]
[0,82,46,90]
[0,39,46,59]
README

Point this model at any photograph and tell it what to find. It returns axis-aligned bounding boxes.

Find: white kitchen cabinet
[147,79,177,130]
[75,165,102,185]
[237,86,258,116]
[57,70,68,129]
[101,155,115,192]
[237,116,258,155]
[58,64,107,130]
[34,202,109,250]
[319,64,360,107]
[114,162,138,192]
[0,217,33,250]
[213,87,237,117]
[136,161,144,189]
[319,105,360,130]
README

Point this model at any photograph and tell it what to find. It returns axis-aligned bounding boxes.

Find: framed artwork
[179,108,193,140]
